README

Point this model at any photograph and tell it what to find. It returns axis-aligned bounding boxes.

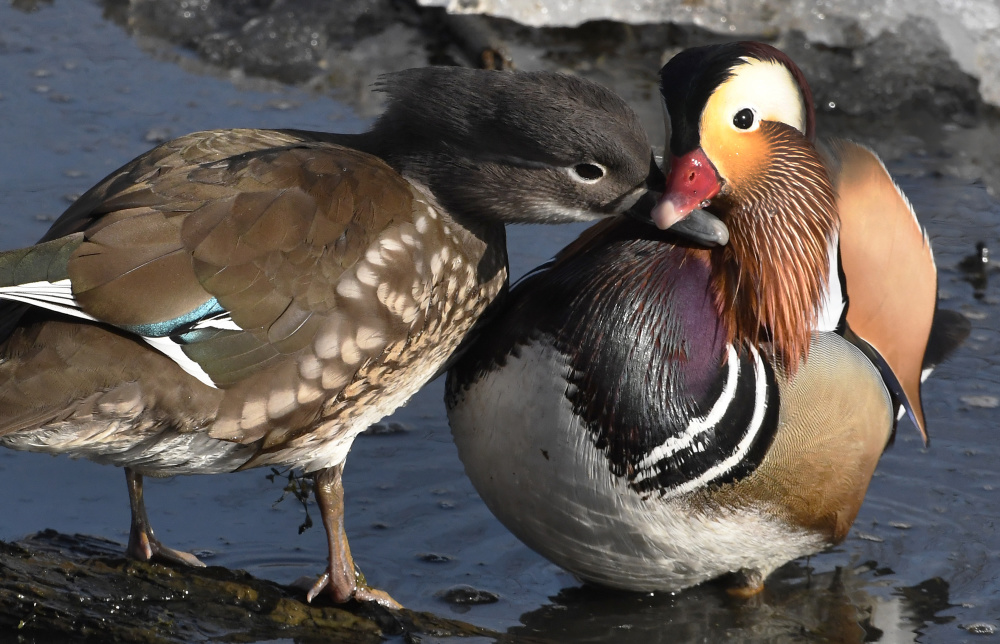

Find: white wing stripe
[0,279,219,389]
[138,337,218,388]
[190,315,241,331]
[0,279,95,322]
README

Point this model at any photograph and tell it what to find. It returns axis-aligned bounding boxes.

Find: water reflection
[510,562,954,643]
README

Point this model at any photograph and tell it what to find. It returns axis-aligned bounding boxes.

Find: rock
[0,530,502,643]
[418,0,1000,110]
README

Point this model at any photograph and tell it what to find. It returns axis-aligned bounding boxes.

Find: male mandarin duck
[0,67,662,606]
[446,42,962,595]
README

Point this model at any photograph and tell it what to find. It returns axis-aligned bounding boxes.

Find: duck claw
[127,526,206,568]
[352,584,401,609]
[304,569,401,609]
[305,571,331,603]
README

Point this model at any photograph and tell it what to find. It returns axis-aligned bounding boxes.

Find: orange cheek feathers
[700,121,769,193]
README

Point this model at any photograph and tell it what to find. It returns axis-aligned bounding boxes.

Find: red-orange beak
[651,148,721,230]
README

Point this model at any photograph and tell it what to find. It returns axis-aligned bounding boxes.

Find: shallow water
[0,2,999,642]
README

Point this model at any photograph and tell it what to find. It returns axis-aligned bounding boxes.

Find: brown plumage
[0,68,659,607]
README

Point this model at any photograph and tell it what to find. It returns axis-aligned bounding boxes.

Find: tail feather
[0,233,83,287]
[0,234,86,343]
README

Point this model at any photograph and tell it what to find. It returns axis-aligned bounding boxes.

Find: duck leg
[306,464,400,608]
[125,467,206,567]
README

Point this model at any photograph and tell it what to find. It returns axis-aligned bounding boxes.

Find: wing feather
[824,139,936,439]
[4,129,437,449]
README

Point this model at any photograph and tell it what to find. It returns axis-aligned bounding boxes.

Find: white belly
[448,341,824,592]
[0,422,255,476]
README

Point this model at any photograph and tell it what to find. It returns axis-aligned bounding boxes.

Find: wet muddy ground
[1,2,1000,642]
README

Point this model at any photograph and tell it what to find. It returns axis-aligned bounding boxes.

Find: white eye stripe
[709,59,806,135]
[566,162,607,184]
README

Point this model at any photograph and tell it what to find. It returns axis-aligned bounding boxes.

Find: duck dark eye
[573,163,605,181]
[733,108,755,130]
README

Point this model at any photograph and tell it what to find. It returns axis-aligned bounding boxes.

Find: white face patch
[697,56,810,186]
[711,58,806,135]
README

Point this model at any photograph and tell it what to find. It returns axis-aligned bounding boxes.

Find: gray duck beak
[626,190,730,248]
[627,152,729,247]
[667,209,730,247]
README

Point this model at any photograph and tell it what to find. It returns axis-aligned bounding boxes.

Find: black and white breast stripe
[628,343,779,497]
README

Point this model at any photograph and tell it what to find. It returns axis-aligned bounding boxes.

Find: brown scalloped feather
[824,139,935,441]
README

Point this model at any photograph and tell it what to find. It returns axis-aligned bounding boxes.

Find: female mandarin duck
[446,42,952,595]
[0,67,662,606]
